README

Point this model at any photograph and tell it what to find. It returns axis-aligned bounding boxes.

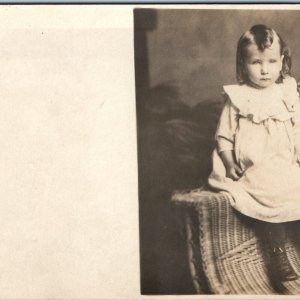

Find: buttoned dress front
[208,77,300,222]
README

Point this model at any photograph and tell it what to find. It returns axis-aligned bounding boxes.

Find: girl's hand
[225,164,243,181]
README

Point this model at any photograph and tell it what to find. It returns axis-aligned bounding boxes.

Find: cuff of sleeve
[217,137,234,153]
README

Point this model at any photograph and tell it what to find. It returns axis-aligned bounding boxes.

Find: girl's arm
[215,96,243,180]
[285,78,300,164]
[293,95,300,164]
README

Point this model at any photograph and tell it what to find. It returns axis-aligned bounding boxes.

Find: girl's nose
[261,64,268,75]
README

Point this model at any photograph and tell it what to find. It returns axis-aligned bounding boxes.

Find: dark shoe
[272,247,298,282]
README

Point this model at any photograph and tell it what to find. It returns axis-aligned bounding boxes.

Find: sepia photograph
[135,7,300,295]
[8,4,300,299]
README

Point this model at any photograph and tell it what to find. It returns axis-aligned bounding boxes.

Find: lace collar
[223,77,299,123]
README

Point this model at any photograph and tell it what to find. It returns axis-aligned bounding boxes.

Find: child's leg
[255,220,298,282]
[256,221,285,248]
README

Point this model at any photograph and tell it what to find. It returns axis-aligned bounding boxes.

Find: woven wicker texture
[172,188,300,295]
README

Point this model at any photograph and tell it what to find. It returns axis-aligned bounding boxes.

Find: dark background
[135,8,300,295]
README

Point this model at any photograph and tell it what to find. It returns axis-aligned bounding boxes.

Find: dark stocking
[255,221,286,249]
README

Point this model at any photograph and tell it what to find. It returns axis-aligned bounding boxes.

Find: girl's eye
[252,60,260,65]
[269,59,277,63]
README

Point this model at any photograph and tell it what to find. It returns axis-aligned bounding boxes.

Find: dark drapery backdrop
[135,8,300,295]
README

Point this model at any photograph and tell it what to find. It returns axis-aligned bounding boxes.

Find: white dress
[208,77,300,223]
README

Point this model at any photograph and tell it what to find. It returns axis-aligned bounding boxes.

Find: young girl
[208,24,300,282]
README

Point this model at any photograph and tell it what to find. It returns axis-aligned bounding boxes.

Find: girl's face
[244,40,283,89]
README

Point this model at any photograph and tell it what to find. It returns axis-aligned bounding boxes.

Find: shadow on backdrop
[134,8,221,294]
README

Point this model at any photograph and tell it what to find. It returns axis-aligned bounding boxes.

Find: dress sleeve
[293,97,300,145]
[215,95,239,153]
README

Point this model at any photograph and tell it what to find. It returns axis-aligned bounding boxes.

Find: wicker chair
[172,187,300,295]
